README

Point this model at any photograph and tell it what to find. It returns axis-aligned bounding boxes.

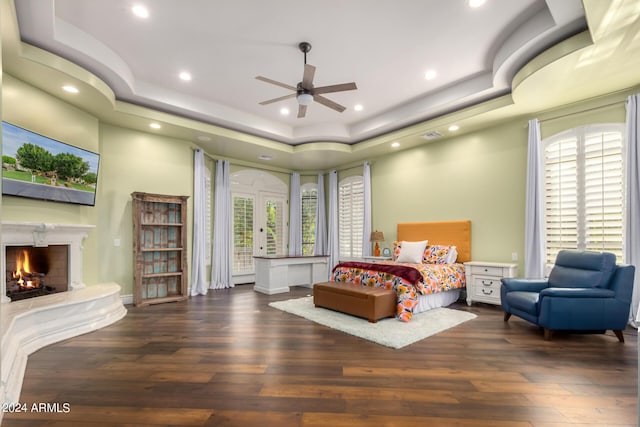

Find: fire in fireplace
[5,245,69,301]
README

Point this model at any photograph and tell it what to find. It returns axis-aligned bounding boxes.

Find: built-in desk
[253,255,329,295]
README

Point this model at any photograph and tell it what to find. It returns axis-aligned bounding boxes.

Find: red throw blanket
[332,261,422,284]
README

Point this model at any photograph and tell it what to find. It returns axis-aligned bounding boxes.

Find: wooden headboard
[397,220,471,263]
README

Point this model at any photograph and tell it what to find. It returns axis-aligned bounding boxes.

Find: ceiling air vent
[422,131,443,140]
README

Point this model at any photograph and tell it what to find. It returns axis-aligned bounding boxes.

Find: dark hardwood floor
[3,285,638,426]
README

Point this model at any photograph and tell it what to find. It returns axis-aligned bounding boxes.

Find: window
[339,176,364,258]
[233,194,254,273]
[543,124,624,266]
[301,184,318,256]
[264,196,285,255]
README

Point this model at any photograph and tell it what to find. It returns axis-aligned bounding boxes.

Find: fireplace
[0,222,128,414]
[5,245,69,301]
[1,221,95,303]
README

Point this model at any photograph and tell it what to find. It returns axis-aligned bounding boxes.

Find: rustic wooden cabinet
[131,192,189,306]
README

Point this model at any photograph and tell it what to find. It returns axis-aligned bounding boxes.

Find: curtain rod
[193,147,367,177]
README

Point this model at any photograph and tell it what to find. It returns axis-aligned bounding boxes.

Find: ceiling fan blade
[297,104,307,118]
[259,93,296,105]
[313,95,346,113]
[313,82,357,95]
[301,64,316,90]
[255,76,297,92]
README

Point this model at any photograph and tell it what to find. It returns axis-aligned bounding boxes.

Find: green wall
[2,75,101,285]
[370,120,528,269]
[96,124,194,295]
[2,75,195,297]
[1,73,631,295]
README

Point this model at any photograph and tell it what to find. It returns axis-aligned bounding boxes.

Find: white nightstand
[464,261,518,306]
[362,256,392,263]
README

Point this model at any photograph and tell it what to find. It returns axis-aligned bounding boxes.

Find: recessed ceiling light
[280,107,290,116]
[197,135,211,141]
[149,123,161,129]
[258,154,273,161]
[179,71,191,81]
[448,125,460,131]
[391,142,400,148]
[132,4,149,18]
[354,104,363,111]
[468,0,486,8]
[424,69,437,80]
[62,85,79,94]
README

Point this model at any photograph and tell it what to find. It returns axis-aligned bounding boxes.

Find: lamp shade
[297,93,313,106]
[369,231,384,242]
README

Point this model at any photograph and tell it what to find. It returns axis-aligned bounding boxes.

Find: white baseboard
[120,293,134,305]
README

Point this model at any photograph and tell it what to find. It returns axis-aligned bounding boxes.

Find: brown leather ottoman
[313,281,396,323]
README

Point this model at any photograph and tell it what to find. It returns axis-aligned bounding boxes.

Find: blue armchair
[501,250,635,341]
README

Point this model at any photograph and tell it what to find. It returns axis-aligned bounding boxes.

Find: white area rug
[268,296,477,349]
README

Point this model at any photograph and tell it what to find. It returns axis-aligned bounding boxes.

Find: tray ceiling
[13,0,586,145]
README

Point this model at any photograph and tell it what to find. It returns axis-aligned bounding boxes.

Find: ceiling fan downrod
[299,41,311,65]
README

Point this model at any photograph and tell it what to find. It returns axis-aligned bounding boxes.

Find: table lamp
[369,231,384,257]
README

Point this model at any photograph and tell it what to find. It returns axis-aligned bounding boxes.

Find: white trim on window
[543,124,625,266]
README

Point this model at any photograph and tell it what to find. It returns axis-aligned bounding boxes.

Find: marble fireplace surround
[0,222,127,416]
[1,221,94,303]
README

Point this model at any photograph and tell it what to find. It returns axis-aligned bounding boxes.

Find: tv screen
[2,121,100,206]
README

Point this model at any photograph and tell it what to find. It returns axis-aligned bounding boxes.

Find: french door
[256,192,286,257]
[232,191,287,282]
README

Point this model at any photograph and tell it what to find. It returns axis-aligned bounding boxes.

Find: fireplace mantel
[1,222,96,303]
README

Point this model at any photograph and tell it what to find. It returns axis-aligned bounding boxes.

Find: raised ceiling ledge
[11,0,587,145]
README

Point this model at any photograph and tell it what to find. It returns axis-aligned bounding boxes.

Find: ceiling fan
[256,42,357,118]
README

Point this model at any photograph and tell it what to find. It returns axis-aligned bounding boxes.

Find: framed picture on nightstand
[382,248,391,257]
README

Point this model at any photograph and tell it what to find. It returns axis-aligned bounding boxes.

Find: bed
[330,220,471,322]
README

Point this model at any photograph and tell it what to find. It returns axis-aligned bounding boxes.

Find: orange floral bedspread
[331,261,466,322]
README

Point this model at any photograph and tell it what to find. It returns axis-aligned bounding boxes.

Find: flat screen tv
[2,121,100,206]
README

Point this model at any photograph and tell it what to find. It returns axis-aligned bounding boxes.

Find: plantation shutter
[205,175,212,264]
[339,176,364,258]
[301,186,318,255]
[544,135,578,265]
[544,125,624,266]
[232,195,254,273]
[265,198,284,255]
[583,129,623,259]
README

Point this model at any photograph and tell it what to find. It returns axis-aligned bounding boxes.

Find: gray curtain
[327,170,339,277]
[288,172,302,256]
[625,94,640,325]
[524,118,546,278]
[211,159,233,289]
[314,173,327,255]
[362,161,372,257]
[190,149,209,295]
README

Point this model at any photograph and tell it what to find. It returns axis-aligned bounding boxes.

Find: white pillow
[396,240,428,263]
[445,246,458,264]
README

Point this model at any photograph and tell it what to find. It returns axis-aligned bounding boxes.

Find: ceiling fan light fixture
[256,41,357,117]
[297,93,314,106]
